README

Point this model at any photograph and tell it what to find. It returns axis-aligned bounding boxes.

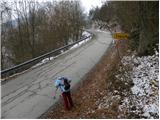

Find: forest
[1,1,159,71]
[89,1,159,56]
[1,0,86,70]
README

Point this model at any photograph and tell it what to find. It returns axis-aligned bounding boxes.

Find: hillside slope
[42,39,158,119]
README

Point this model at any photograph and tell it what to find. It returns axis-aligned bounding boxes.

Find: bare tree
[2,0,86,68]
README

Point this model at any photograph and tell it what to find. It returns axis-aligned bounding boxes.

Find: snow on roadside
[70,31,92,50]
[118,50,159,118]
[70,37,91,50]
[32,31,92,68]
[96,29,110,34]
[82,31,91,37]
[32,57,54,68]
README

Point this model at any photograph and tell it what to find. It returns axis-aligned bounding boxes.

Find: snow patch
[118,50,159,118]
[33,31,92,68]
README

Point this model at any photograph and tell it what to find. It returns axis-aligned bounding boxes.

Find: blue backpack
[59,77,70,91]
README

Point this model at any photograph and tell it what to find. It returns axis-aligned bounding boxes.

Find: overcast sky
[81,0,103,14]
[4,0,104,13]
[2,0,104,22]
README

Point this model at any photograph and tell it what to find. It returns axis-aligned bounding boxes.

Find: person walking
[54,77,74,110]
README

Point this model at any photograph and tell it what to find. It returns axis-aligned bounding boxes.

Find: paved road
[1,29,113,118]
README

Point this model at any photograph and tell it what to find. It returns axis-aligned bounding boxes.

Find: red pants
[62,91,74,110]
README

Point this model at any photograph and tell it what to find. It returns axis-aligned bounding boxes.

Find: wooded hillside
[1,0,86,70]
[89,1,159,56]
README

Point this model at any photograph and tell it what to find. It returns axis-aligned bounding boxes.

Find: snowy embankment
[32,31,92,68]
[118,50,159,118]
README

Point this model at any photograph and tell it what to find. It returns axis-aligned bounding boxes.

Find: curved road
[1,29,113,118]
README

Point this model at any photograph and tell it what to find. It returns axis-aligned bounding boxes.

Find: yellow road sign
[113,33,129,40]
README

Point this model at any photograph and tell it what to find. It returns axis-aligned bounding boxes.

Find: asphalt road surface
[1,29,113,118]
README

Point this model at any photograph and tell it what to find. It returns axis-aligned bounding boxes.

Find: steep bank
[42,33,158,118]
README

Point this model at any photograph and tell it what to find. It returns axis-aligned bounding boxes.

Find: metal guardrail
[1,31,93,78]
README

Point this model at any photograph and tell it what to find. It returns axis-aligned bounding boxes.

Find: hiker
[54,77,74,110]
